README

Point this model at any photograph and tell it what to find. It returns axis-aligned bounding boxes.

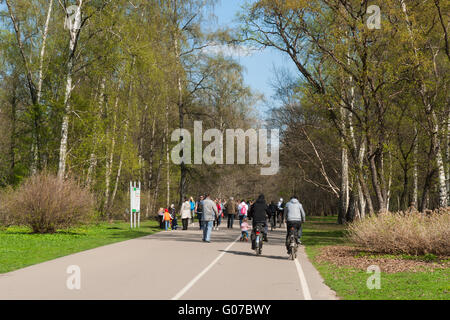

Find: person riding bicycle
[248,194,270,248]
[284,196,306,254]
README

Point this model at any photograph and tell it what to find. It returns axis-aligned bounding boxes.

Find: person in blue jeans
[195,195,204,230]
[201,194,218,243]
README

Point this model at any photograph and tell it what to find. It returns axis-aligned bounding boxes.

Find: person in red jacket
[213,199,222,231]
[163,208,172,231]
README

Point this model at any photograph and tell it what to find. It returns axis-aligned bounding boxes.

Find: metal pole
[138,181,141,228]
[130,181,133,229]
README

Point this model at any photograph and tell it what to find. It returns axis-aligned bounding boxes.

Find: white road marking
[295,256,312,300]
[171,235,241,300]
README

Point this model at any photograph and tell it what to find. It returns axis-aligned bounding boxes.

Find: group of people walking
[157,193,307,254]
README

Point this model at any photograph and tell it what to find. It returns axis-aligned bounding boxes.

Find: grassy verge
[0,220,160,274]
[302,216,450,300]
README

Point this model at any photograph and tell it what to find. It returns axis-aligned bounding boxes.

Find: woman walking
[181,198,192,230]
[189,197,195,226]
[157,208,165,229]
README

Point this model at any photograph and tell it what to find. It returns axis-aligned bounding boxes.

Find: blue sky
[209,0,299,117]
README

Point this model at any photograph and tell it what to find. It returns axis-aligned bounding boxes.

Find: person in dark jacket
[195,195,204,230]
[248,194,270,246]
[267,201,277,230]
[225,197,237,228]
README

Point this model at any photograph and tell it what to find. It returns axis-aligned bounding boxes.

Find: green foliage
[0,220,159,274]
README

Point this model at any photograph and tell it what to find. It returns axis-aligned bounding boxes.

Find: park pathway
[0,221,337,300]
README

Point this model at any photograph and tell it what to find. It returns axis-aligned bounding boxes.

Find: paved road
[0,221,337,300]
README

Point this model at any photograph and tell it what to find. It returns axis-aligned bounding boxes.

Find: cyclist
[284,196,306,254]
[248,194,270,247]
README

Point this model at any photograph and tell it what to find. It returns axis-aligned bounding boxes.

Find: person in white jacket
[237,200,248,226]
[180,198,192,230]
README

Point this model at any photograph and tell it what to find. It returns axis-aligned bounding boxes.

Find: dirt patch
[316,246,450,273]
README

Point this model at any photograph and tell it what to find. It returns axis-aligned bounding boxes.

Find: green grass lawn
[0,220,160,274]
[302,216,450,300]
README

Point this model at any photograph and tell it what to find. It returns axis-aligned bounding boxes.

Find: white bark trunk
[400,0,447,207]
[86,77,106,187]
[57,2,83,180]
[166,102,170,208]
[31,0,53,175]
[413,126,419,206]
[104,96,118,213]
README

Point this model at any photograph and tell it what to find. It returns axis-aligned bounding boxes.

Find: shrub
[347,208,450,256]
[2,173,94,233]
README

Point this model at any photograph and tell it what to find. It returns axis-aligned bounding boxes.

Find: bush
[347,208,450,256]
[2,173,94,233]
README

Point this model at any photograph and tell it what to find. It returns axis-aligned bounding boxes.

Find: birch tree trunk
[30,0,53,175]
[104,96,119,214]
[110,58,135,216]
[146,116,156,217]
[166,102,170,208]
[413,126,419,207]
[400,0,448,208]
[86,77,106,187]
[58,1,83,180]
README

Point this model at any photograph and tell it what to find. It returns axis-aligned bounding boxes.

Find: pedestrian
[195,195,204,230]
[213,199,222,231]
[240,217,250,242]
[268,201,277,230]
[237,199,248,226]
[225,197,236,228]
[201,194,218,243]
[189,197,195,225]
[181,198,192,230]
[163,208,172,231]
[277,198,285,228]
[170,204,178,230]
[157,208,165,229]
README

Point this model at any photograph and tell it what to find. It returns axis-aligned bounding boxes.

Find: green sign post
[130,181,141,228]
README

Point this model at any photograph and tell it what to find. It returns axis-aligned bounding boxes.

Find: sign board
[130,181,141,228]
[130,182,141,213]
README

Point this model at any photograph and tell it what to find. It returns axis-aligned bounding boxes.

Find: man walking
[195,195,204,230]
[284,196,306,254]
[225,197,237,228]
[201,194,218,243]
[277,198,285,228]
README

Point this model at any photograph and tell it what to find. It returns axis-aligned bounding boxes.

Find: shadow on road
[220,249,288,261]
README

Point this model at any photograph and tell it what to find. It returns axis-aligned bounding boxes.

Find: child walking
[240,217,249,241]
[163,208,172,231]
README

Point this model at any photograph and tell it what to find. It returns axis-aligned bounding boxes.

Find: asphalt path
[0,221,337,300]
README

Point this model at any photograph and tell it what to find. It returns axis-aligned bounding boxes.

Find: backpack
[197,201,203,212]
[240,204,247,216]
